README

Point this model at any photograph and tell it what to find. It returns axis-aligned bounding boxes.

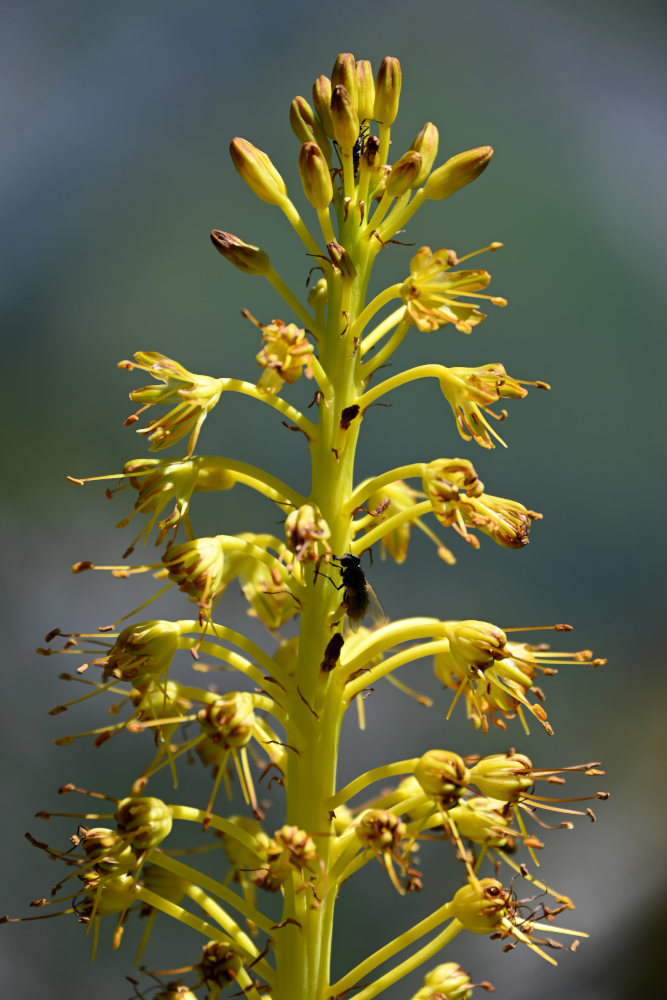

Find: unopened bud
[470,752,534,801]
[331,53,358,113]
[327,241,357,280]
[411,962,473,1000]
[423,146,493,201]
[210,230,270,275]
[289,96,331,159]
[115,796,173,851]
[414,749,470,808]
[355,60,375,120]
[451,878,511,935]
[312,75,334,137]
[229,137,287,206]
[386,150,422,198]
[299,142,334,209]
[374,56,402,125]
[410,122,439,186]
[330,85,360,150]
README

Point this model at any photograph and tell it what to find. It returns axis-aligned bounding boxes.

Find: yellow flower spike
[229,137,288,206]
[410,122,439,188]
[120,352,224,457]
[423,146,494,201]
[209,230,271,276]
[298,141,334,210]
[289,95,332,162]
[285,503,332,563]
[400,246,504,334]
[374,56,402,126]
[312,74,335,138]
[331,52,359,114]
[355,59,375,121]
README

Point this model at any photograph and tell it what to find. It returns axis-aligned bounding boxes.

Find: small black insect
[352,121,371,176]
[330,552,386,630]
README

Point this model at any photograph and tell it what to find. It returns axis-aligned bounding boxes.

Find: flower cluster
[9,52,606,1000]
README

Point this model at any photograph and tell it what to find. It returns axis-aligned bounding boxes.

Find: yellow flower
[243,310,314,394]
[440,363,549,449]
[400,245,506,334]
[120,352,223,456]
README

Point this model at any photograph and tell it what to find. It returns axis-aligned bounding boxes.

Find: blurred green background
[3,0,666,996]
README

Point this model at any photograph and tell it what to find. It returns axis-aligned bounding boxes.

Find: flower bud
[105,620,182,682]
[423,146,493,201]
[229,137,287,206]
[81,828,137,875]
[355,809,407,854]
[414,749,470,808]
[327,241,357,280]
[254,825,319,892]
[198,941,243,987]
[355,60,375,121]
[385,150,422,198]
[451,877,511,935]
[444,620,508,675]
[210,230,271,276]
[470,752,534,801]
[163,535,226,616]
[411,962,473,1000]
[285,503,331,562]
[410,122,439,187]
[198,691,256,750]
[308,276,328,310]
[331,53,358,113]
[80,872,137,916]
[289,96,332,159]
[312,74,334,137]
[330,85,360,150]
[115,796,173,851]
[374,56,402,125]
[448,797,514,848]
[299,142,334,209]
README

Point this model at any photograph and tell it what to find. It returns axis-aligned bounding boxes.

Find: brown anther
[554,623,573,631]
[71,561,93,573]
[67,476,84,485]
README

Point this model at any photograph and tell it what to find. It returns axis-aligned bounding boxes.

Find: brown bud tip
[71,561,93,573]
[331,53,358,113]
[210,230,270,275]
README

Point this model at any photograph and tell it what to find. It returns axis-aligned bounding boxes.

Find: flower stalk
[8,52,607,1000]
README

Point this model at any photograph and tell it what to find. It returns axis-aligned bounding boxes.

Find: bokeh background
[3,0,666,996]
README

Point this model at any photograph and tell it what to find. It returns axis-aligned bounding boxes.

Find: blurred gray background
[2,0,665,996]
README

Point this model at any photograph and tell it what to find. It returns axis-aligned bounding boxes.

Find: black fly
[328,552,386,631]
[352,121,371,176]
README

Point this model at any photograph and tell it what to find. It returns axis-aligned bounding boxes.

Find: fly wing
[364,580,387,627]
